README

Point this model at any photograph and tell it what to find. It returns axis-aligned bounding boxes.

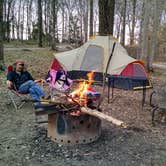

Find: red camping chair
[7,65,30,110]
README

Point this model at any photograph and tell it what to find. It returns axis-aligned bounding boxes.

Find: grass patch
[4,49,55,78]
[4,40,39,48]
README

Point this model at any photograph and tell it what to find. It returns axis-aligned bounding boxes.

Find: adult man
[7,59,45,102]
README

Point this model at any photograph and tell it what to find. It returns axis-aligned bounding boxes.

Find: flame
[70,71,95,105]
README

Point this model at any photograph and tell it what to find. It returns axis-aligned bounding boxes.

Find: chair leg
[8,91,18,110]
[18,101,26,109]
[7,90,27,110]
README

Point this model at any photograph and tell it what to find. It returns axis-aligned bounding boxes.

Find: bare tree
[51,0,58,50]
[140,0,150,69]
[16,0,22,40]
[83,0,88,42]
[20,0,26,42]
[93,1,98,35]
[129,0,137,45]
[98,0,115,35]
[6,0,13,42]
[60,0,65,42]
[147,0,161,70]
[114,0,123,40]
[0,0,4,70]
[10,0,16,40]
[120,0,127,45]
[38,0,43,47]
[27,0,33,40]
[89,0,93,37]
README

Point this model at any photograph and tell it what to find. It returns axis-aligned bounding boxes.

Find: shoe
[45,95,51,100]
[35,107,45,111]
[33,102,42,108]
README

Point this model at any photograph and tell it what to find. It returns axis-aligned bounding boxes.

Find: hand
[34,79,47,85]
[6,80,13,89]
[41,79,47,84]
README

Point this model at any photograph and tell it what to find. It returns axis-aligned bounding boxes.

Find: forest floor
[0,47,166,166]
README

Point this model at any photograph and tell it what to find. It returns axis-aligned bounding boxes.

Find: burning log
[81,107,127,128]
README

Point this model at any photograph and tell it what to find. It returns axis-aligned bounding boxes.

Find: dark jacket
[7,70,34,90]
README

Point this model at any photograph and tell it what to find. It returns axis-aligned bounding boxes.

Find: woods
[0,0,165,71]
[0,0,4,70]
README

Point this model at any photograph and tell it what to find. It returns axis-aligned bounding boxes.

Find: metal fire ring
[47,112,101,145]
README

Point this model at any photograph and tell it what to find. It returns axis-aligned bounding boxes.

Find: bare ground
[0,49,166,166]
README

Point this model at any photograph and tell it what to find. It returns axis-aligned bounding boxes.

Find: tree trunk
[89,0,93,37]
[6,0,12,42]
[21,1,25,42]
[3,1,6,40]
[98,0,115,35]
[140,0,151,70]
[17,0,22,40]
[130,0,137,46]
[80,15,83,42]
[11,2,15,40]
[84,1,88,42]
[147,0,160,71]
[27,0,33,40]
[116,15,122,40]
[61,3,65,42]
[137,1,144,59]
[38,0,43,47]
[0,0,4,71]
[121,0,126,46]
[51,0,57,50]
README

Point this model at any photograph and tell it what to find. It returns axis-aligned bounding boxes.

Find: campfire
[35,71,126,145]
[67,71,99,115]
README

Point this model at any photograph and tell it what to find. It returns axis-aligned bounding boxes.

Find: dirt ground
[0,50,166,166]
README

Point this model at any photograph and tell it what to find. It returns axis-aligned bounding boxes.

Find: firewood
[81,107,127,128]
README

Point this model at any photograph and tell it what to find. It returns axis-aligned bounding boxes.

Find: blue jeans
[19,80,45,100]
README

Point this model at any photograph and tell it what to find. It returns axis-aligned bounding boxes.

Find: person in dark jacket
[7,59,45,101]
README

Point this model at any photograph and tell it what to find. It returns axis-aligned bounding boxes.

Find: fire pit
[47,112,101,145]
[35,71,125,145]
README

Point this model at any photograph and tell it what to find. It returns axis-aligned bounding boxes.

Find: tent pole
[98,41,116,108]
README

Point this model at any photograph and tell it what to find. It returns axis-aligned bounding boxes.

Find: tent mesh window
[133,63,147,77]
[80,45,103,72]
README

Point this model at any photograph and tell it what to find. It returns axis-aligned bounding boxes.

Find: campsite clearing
[0,48,165,166]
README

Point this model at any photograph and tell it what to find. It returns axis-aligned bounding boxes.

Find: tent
[50,36,152,90]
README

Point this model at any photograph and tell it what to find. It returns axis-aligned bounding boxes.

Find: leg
[32,84,45,99]
[19,80,36,93]
[29,87,40,100]
[19,80,45,100]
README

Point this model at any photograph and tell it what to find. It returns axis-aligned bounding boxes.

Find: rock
[25,156,29,160]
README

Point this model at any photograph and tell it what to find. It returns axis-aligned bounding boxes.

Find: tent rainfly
[50,36,152,90]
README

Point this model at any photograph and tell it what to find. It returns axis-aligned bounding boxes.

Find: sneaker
[33,102,42,108]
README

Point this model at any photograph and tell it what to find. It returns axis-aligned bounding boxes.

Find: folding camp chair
[6,65,31,110]
[46,69,73,99]
[7,88,30,110]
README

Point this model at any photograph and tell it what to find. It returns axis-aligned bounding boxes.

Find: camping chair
[34,69,73,123]
[46,69,73,99]
[7,65,31,110]
[7,88,30,110]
